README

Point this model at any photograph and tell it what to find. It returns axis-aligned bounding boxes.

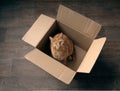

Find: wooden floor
[0,0,120,90]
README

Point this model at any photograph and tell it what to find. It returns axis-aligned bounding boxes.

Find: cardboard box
[22,5,106,84]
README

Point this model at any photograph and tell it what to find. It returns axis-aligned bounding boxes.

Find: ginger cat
[49,33,74,65]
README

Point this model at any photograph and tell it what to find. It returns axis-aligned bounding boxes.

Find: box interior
[37,20,89,71]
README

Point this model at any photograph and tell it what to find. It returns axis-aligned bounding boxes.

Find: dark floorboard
[0,0,120,90]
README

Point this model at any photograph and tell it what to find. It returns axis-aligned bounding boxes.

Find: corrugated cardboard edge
[25,49,76,84]
[77,37,106,73]
[22,14,55,47]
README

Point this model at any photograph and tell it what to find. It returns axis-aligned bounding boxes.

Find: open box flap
[57,5,101,39]
[77,37,106,73]
[25,49,76,84]
[22,14,55,47]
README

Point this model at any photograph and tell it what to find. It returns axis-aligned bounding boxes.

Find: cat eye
[59,41,64,45]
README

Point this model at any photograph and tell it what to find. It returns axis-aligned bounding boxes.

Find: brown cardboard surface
[57,5,101,39]
[25,49,76,84]
[22,14,55,47]
[77,37,106,73]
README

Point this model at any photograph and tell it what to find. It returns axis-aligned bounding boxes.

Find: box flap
[22,14,55,47]
[77,37,106,73]
[57,5,101,39]
[25,49,76,84]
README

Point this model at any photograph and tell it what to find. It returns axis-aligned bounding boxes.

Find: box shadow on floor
[73,54,116,89]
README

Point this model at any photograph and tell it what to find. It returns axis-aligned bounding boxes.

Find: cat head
[49,33,65,50]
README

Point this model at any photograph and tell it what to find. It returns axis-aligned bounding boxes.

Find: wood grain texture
[0,0,120,90]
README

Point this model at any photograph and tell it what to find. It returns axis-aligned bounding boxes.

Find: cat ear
[49,36,53,42]
[60,33,63,38]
